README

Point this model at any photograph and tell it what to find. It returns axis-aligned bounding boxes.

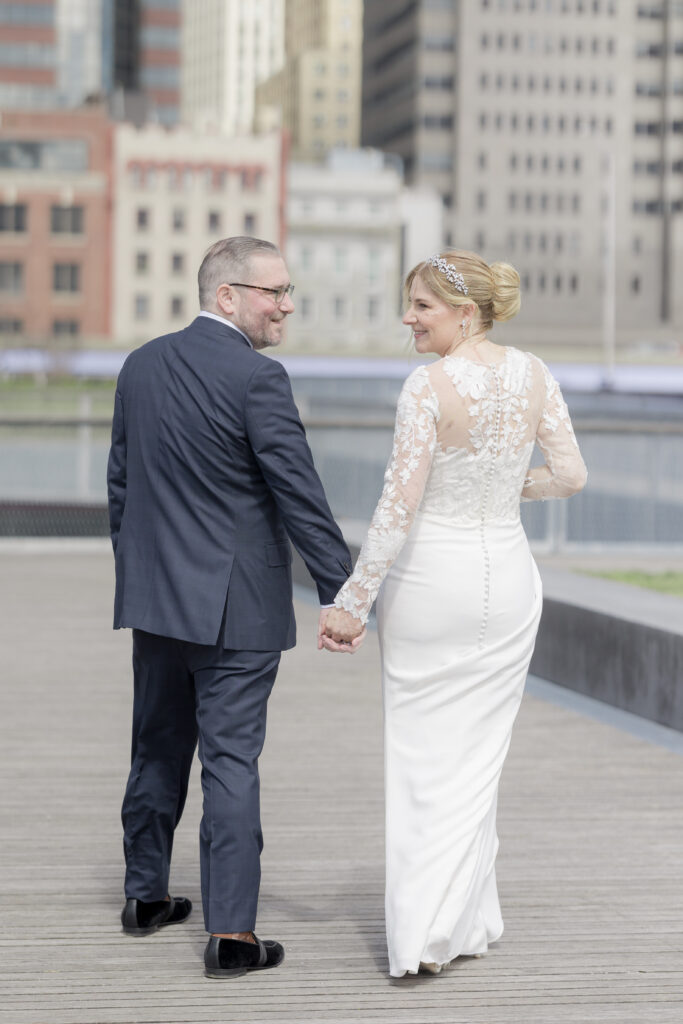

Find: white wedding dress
[334,347,586,977]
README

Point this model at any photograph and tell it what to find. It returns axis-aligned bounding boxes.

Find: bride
[322,250,587,978]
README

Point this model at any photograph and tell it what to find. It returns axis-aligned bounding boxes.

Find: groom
[107,236,363,979]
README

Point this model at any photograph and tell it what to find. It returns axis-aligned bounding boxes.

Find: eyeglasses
[228,282,295,304]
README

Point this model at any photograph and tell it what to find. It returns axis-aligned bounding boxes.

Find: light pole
[601,150,617,390]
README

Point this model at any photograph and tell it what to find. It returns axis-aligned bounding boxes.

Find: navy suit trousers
[122,629,280,933]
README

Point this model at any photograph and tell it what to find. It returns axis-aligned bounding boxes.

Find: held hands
[318,608,366,654]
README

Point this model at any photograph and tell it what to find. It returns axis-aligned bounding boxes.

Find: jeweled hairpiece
[426,255,468,295]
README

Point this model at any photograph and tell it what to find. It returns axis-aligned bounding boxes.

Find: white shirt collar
[199,310,253,348]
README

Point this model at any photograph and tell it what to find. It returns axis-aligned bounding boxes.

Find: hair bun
[490,262,521,322]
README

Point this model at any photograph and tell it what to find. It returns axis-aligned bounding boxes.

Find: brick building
[0,106,113,344]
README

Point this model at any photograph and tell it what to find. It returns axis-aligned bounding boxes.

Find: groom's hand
[318,608,365,654]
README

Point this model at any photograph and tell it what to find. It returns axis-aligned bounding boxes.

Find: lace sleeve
[522,361,587,501]
[334,367,439,623]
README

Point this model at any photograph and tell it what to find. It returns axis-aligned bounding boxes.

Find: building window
[368,248,381,281]
[136,208,150,230]
[0,261,23,293]
[477,190,487,210]
[0,204,27,232]
[244,213,257,233]
[333,296,346,320]
[335,247,347,272]
[171,296,184,317]
[53,263,80,293]
[52,319,79,337]
[136,252,149,274]
[50,205,84,234]
[631,275,641,294]
[208,210,221,232]
[300,296,313,320]
[300,246,313,270]
[172,208,186,231]
[134,295,149,320]
[171,253,185,275]
[368,296,381,321]
[0,318,23,335]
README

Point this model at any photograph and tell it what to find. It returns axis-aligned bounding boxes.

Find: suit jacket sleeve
[244,357,352,603]
[107,384,127,554]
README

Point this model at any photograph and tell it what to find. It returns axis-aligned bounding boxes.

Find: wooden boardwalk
[1,547,682,1024]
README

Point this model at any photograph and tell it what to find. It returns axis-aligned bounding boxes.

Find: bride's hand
[318,608,366,653]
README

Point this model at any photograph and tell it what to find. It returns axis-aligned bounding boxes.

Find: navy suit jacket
[107,316,352,650]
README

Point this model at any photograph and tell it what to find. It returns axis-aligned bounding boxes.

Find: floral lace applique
[334,366,438,624]
[334,350,586,621]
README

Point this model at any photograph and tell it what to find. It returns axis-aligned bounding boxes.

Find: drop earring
[461,320,469,339]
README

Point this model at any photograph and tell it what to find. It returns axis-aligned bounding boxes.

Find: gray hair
[198,236,280,309]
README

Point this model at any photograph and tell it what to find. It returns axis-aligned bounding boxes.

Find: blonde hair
[405,249,521,331]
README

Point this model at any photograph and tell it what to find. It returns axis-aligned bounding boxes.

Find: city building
[0,0,107,112]
[285,148,442,354]
[181,0,284,134]
[0,1,179,123]
[55,0,105,107]
[256,0,363,160]
[0,0,60,111]
[361,1,683,344]
[112,122,285,345]
[0,106,113,344]
[107,0,182,126]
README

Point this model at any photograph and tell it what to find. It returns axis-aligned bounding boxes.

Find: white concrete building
[112,123,284,345]
[56,0,105,107]
[285,149,442,354]
[181,0,284,134]
[362,0,683,347]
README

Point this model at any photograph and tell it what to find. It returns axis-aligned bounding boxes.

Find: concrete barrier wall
[531,567,683,733]
[293,545,683,734]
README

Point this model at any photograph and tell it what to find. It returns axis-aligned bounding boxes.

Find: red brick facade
[0,108,113,344]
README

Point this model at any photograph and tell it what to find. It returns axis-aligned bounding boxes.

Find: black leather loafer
[204,934,285,979]
[121,896,192,936]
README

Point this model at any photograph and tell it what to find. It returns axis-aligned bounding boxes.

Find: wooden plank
[0,549,682,1024]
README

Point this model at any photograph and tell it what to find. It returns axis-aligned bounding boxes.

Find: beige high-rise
[362,1,683,348]
[181,0,285,133]
[257,0,363,159]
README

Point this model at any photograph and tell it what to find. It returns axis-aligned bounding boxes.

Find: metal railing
[0,416,682,552]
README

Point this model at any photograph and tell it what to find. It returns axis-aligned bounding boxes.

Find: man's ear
[216,284,236,315]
